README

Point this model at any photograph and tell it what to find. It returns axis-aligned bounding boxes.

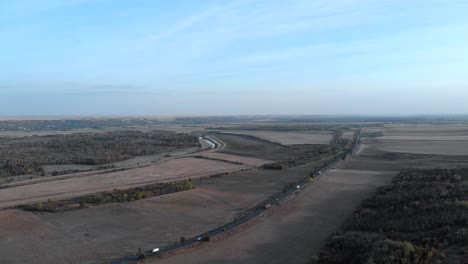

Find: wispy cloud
[1,0,468,115]
[139,0,254,50]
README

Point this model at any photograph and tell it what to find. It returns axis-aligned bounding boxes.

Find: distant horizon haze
[2,114,468,121]
[1,0,467,116]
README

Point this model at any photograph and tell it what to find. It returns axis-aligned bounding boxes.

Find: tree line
[0,130,198,178]
[314,168,468,264]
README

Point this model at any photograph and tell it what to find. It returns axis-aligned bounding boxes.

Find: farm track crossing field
[0,157,247,209]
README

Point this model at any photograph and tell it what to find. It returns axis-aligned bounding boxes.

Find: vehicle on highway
[151,248,160,253]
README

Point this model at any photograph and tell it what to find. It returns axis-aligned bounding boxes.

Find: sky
[1,0,468,116]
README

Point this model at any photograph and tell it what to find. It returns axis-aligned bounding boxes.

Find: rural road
[111,129,362,263]
[1,135,223,190]
[155,168,394,264]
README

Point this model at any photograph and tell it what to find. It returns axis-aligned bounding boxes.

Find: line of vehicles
[115,130,361,263]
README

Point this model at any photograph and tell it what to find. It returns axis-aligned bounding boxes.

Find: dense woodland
[0,131,198,177]
[315,168,468,264]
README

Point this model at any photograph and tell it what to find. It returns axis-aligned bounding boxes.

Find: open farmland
[3,121,468,264]
[153,168,396,264]
[0,190,240,264]
[213,130,334,145]
[341,153,468,171]
[214,133,289,160]
[0,157,247,209]
[341,130,356,140]
[366,140,468,156]
[0,159,314,264]
[381,123,468,135]
[145,123,468,264]
[214,133,333,162]
[358,124,468,156]
[195,152,273,167]
[0,130,199,179]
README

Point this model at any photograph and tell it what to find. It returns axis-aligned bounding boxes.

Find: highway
[111,130,361,264]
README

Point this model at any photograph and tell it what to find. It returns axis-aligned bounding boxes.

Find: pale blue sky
[1,0,468,116]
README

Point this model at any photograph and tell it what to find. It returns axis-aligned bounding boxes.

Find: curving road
[110,130,362,264]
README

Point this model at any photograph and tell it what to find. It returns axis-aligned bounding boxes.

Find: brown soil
[216,130,334,145]
[215,133,325,161]
[0,162,313,264]
[152,169,396,264]
[195,152,272,167]
[0,157,247,209]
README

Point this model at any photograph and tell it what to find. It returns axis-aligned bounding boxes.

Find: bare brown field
[195,152,272,167]
[341,153,468,171]
[0,161,312,264]
[38,147,199,176]
[0,147,203,188]
[364,140,468,155]
[214,133,326,161]
[361,127,387,134]
[383,123,468,133]
[215,133,297,160]
[147,124,468,264]
[216,130,334,145]
[4,122,468,264]
[358,124,468,155]
[378,135,468,140]
[379,124,468,138]
[0,189,247,264]
[341,130,356,140]
[352,124,468,170]
[153,168,396,264]
[0,157,247,209]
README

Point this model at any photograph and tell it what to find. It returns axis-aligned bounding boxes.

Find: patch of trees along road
[18,180,194,213]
